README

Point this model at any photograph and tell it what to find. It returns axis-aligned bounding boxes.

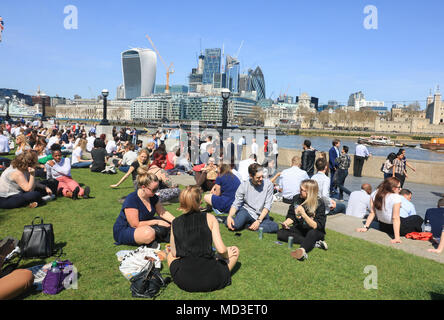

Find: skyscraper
[225,55,240,93]
[202,48,221,85]
[249,67,266,101]
[121,48,157,99]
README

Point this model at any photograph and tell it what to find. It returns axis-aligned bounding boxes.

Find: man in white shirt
[0,131,10,155]
[271,139,279,169]
[279,156,309,203]
[312,158,346,215]
[346,184,372,218]
[106,136,119,156]
[200,135,213,155]
[354,141,370,177]
[238,154,257,182]
[251,138,258,157]
[237,136,246,163]
[86,132,96,153]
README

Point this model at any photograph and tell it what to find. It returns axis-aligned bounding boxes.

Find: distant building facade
[202,48,221,85]
[426,86,443,125]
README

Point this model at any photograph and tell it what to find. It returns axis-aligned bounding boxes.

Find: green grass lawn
[1,168,444,300]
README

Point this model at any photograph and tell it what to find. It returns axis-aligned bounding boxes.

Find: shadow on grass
[430,292,444,300]
[231,262,242,277]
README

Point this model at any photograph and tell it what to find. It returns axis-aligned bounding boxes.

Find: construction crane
[234,40,244,59]
[146,34,174,94]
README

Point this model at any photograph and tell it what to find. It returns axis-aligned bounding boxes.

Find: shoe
[290,248,308,261]
[72,187,80,200]
[315,240,328,250]
[83,186,90,199]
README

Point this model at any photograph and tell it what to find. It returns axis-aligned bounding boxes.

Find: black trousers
[353,155,365,177]
[379,215,424,236]
[395,173,406,188]
[277,227,325,253]
[0,191,43,209]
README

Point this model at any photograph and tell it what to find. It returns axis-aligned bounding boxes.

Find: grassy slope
[1,169,443,300]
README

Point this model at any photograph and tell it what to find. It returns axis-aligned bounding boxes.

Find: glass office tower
[250,66,266,101]
[122,48,157,99]
[202,48,221,85]
[225,55,240,93]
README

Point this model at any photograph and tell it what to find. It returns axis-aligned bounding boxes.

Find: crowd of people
[0,119,443,299]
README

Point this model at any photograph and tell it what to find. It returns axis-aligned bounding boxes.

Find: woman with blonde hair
[71,139,93,168]
[15,134,31,156]
[167,185,239,292]
[278,179,328,261]
[110,149,150,190]
[113,170,175,246]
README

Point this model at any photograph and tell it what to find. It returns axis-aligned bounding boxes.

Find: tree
[251,106,265,123]
[74,94,82,99]
[406,101,421,112]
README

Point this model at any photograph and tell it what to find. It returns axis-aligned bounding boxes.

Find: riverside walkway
[170,173,444,265]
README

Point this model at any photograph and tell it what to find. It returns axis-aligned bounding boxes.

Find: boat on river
[420,138,444,151]
[357,136,394,146]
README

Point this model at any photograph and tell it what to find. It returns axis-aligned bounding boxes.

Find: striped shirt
[393,158,405,175]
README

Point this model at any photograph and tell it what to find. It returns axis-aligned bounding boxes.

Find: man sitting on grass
[225,163,279,234]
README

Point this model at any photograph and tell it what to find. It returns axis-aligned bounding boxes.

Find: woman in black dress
[167,185,239,292]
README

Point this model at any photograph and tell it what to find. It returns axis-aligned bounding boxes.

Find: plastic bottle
[50,261,60,273]
[424,220,432,233]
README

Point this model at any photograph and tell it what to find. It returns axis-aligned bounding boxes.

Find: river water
[276,135,444,162]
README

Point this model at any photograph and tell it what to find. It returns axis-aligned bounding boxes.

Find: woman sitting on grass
[45,145,91,200]
[167,185,239,292]
[147,154,181,203]
[356,177,423,243]
[203,163,241,214]
[15,134,31,156]
[90,138,107,173]
[0,151,44,209]
[71,139,93,169]
[113,171,175,246]
[110,149,150,190]
[278,179,328,262]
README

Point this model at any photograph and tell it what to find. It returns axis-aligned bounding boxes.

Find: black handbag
[130,260,170,299]
[19,216,55,259]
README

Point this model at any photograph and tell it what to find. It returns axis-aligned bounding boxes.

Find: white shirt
[372,192,402,224]
[0,134,10,153]
[106,140,117,154]
[238,158,256,182]
[251,142,258,155]
[279,166,309,200]
[346,190,371,218]
[200,142,209,154]
[356,144,370,157]
[121,150,138,166]
[272,143,278,155]
[311,172,332,213]
[231,168,243,182]
[86,136,95,152]
[47,136,59,150]
[71,147,82,165]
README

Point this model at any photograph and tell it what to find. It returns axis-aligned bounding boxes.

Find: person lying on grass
[113,170,175,246]
[279,179,328,262]
[110,149,150,190]
[167,185,239,292]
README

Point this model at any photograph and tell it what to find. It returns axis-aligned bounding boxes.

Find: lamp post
[4,96,11,121]
[40,93,47,121]
[221,88,231,130]
[100,89,110,126]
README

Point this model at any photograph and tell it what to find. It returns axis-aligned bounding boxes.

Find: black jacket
[301,149,316,176]
[286,195,326,234]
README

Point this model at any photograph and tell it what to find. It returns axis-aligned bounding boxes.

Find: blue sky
[0,0,443,106]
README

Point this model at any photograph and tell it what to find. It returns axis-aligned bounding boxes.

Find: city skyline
[0,0,443,106]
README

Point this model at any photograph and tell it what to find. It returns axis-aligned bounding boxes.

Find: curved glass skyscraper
[122,48,157,99]
[250,67,266,101]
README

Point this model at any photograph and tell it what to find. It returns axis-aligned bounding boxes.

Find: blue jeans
[225,207,279,233]
[119,165,130,173]
[329,202,346,215]
[72,161,93,168]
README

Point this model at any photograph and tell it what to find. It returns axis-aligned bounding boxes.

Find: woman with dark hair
[167,185,239,292]
[91,138,108,172]
[0,151,44,209]
[278,179,328,261]
[392,151,407,188]
[203,163,241,214]
[113,171,175,246]
[357,177,423,242]
[382,152,397,180]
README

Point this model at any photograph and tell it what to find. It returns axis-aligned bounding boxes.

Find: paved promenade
[170,173,444,264]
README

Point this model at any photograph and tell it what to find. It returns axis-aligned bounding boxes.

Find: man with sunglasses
[226,163,279,234]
